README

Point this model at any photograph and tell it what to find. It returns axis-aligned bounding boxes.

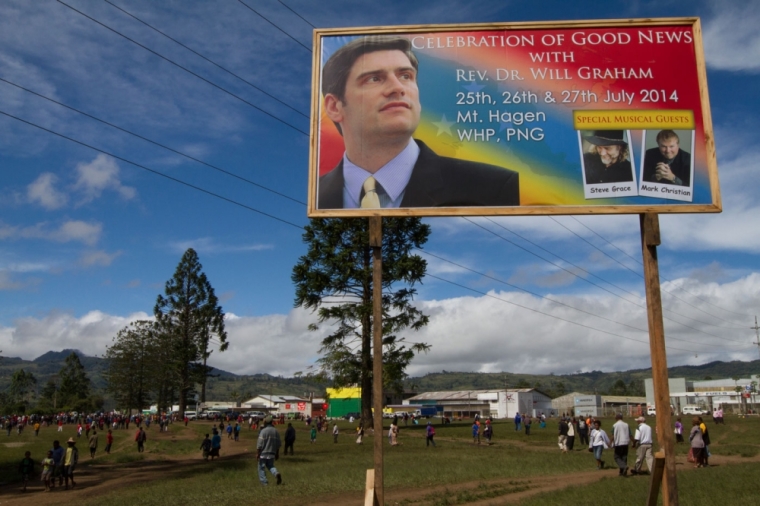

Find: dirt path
[0,425,254,505]
[307,452,760,506]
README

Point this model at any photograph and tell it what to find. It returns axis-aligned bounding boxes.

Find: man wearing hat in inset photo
[582,130,634,184]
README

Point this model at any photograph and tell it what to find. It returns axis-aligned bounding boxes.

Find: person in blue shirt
[472,421,480,444]
[50,440,65,489]
[210,429,222,460]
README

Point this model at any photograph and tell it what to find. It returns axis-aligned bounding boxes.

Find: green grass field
[1,416,758,504]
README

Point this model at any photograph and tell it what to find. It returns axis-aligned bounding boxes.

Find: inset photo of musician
[638,129,695,202]
[579,129,637,200]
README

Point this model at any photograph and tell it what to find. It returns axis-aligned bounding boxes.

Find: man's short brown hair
[656,129,680,144]
[321,35,418,103]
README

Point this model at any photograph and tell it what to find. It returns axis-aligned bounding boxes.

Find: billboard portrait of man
[317,36,520,210]
[581,130,634,185]
[642,130,692,187]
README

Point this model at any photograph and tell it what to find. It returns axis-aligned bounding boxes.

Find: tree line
[105,248,227,416]
[0,352,99,414]
[4,218,434,423]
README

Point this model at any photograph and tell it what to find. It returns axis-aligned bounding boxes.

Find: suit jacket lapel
[318,161,345,209]
[400,140,444,207]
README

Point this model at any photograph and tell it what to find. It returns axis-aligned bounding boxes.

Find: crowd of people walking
[6,407,726,495]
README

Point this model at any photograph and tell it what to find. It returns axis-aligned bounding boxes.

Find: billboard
[308,18,720,217]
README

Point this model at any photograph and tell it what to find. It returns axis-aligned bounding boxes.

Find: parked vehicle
[184,411,197,420]
[682,405,709,416]
[419,407,438,418]
[647,407,656,416]
[204,410,221,420]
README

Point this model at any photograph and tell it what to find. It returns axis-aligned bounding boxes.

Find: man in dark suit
[642,130,691,186]
[318,36,519,209]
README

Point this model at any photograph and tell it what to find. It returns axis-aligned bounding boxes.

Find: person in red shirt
[105,429,114,454]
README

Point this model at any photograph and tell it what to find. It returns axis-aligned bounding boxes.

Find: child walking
[41,450,54,491]
[19,451,35,491]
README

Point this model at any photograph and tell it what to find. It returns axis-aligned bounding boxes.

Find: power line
[0,76,305,206]
[423,272,701,354]
[569,215,753,320]
[277,0,316,28]
[6,102,753,354]
[10,1,755,367]
[0,109,304,230]
[421,249,749,349]
[474,217,645,302]
[103,0,308,119]
[4,91,755,354]
[236,0,312,52]
[483,217,745,332]
[550,216,748,328]
[56,0,308,136]
[465,218,747,342]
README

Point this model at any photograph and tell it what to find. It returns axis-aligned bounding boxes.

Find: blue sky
[2,0,759,377]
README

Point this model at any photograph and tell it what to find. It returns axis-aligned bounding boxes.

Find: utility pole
[752,316,760,360]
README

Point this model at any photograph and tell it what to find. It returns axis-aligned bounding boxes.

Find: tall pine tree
[292,218,430,428]
[58,352,91,410]
[9,369,37,412]
[105,320,159,415]
[154,248,227,416]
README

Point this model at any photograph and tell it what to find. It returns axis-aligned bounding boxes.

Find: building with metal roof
[403,388,554,419]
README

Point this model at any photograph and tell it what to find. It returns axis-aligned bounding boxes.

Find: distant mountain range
[2,350,759,407]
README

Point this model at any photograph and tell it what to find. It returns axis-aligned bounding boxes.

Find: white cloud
[54,220,103,245]
[703,4,760,72]
[205,309,325,376]
[169,237,274,255]
[27,172,68,209]
[0,220,102,245]
[407,274,759,376]
[73,154,136,205]
[3,273,758,377]
[79,249,122,267]
[0,310,152,360]
[0,308,324,377]
[2,261,50,273]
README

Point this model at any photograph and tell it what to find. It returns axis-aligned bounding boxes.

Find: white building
[645,375,760,413]
[552,392,646,417]
[404,389,554,418]
[242,395,312,417]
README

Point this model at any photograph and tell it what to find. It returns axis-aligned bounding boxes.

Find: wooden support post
[369,216,383,506]
[646,451,666,506]
[364,469,376,506]
[639,213,678,506]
